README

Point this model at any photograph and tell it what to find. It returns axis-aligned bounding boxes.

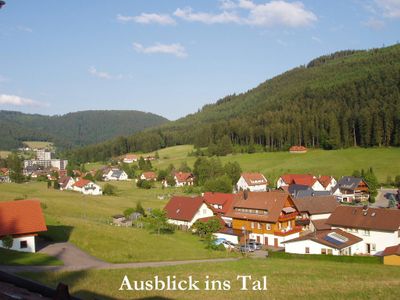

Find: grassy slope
[145,145,400,183]
[23,141,54,149]
[0,248,62,266]
[22,258,400,299]
[0,182,232,263]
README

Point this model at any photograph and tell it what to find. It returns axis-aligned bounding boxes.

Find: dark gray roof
[288,184,311,195]
[111,169,123,177]
[295,190,331,198]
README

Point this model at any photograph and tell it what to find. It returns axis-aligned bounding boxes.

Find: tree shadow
[38,225,74,246]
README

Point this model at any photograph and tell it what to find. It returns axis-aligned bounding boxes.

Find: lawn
[146,145,400,183]
[21,257,400,299]
[0,150,11,159]
[23,141,54,150]
[0,182,233,263]
[0,248,62,266]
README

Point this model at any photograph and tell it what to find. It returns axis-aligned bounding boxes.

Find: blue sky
[0,0,399,120]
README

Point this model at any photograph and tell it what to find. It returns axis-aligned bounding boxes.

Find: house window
[363,230,370,236]
[321,249,327,255]
[251,222,255,229]
[266,224,271,230]
[327,249,333,255]
[371,244,376,251]
[257,223,261,229]
[20,240,28,249]
[202,209,207,215]
[305,247,310,254]
[278,223,282,230]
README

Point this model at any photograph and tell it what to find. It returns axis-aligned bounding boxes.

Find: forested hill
[0,110,169,150]
[69,44,400,163]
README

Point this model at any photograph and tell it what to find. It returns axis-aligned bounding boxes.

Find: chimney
[244,190,249,200]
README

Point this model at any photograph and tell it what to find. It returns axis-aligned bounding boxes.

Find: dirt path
[1,242,238,273]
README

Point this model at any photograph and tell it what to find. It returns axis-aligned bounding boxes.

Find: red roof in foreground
[164,196,204,222]
[383,244,400,256]
[73,178,91,188]
[203,192,235,214]
[0,200,47,236]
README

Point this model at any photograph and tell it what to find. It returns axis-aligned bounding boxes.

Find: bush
[136,179,153,189]
[1,235,14,249]
[103,183,117,195]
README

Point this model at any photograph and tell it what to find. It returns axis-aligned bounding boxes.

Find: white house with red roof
[277,174,325,191]
[140,171,157,181]
[164,196,214,228]
[73,179,102,195]
[122,154,138,163]
[174,172,195,187]
[317,175,337,191]
[0,200,47,253]
[236,173,268,192]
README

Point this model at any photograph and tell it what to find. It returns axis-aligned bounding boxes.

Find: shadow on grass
[38,225,74,245]
[0,248,63,266]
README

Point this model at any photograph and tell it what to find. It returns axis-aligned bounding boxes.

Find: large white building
[72,179,103,195]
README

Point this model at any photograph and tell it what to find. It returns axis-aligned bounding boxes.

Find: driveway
[1,242,238,273]
[372,188,398,208]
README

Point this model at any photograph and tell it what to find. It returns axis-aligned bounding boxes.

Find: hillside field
[0,182,233,263]
[21,258,400,299]
[144,146,400,183]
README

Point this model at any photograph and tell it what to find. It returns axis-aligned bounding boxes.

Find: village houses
[332,176,369,203]
[103,168,129,181]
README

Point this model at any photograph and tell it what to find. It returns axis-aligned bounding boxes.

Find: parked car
[222,240,236,250]
[248,241,262,250]
[240,244,254,253]
[213,238,226,246]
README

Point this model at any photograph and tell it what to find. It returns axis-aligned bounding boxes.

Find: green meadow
[0,248,62,266]
[21,258,400,299]
[145,145,400,183]
[0,181,232,263]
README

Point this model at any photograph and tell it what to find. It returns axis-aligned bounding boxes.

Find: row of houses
[140,171,195,187]
[238,172,370,204]
[163,190,400,260]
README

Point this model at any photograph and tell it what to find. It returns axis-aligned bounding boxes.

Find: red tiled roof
[141,171,157,180]
[289,146,307,152]
[124,154,138,160]
[382,244,400,256]
[318,175,334,188]
[0,168,9,175]
[241,173,267,186]
[226,191,293,223]
[293,196,339,215]
[327,206,400,231]
[164,196,205,222]
[73,179,91,188]
[0,200,47,236]
[280,174,317,187]
[197,215,225,227]
[203,192,235,214]
[174,172,194,183]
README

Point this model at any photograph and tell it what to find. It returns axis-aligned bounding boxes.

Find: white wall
[310,213,331,221]
[311,181,325,192]
[237,177,267,192]
[276,177,287,189]
[168,203,214,228]
[0,236,36,253]
[332,226,400,255]
[213,232,239,244]
[249,232,300,247]
[284,239,362,256]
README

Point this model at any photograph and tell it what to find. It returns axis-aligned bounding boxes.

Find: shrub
[1,235,14,249]
[103,183,117,195]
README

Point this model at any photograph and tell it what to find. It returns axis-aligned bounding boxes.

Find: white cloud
[133,42,187,58]
[244,1,317,27]
[88,66,122,80]
[363,17,385,29]
[0,94,46,107]
[374,0,400,18]
[174,7,241,24]
[17,25,33,33]
[174,1,317,27]
[117,13,176,25]
[311,36,322,43]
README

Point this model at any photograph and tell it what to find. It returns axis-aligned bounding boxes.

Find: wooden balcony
[278,211,298,222]
[274,226,302,236]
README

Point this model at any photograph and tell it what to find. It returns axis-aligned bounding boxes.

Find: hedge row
[269,251,382,264]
